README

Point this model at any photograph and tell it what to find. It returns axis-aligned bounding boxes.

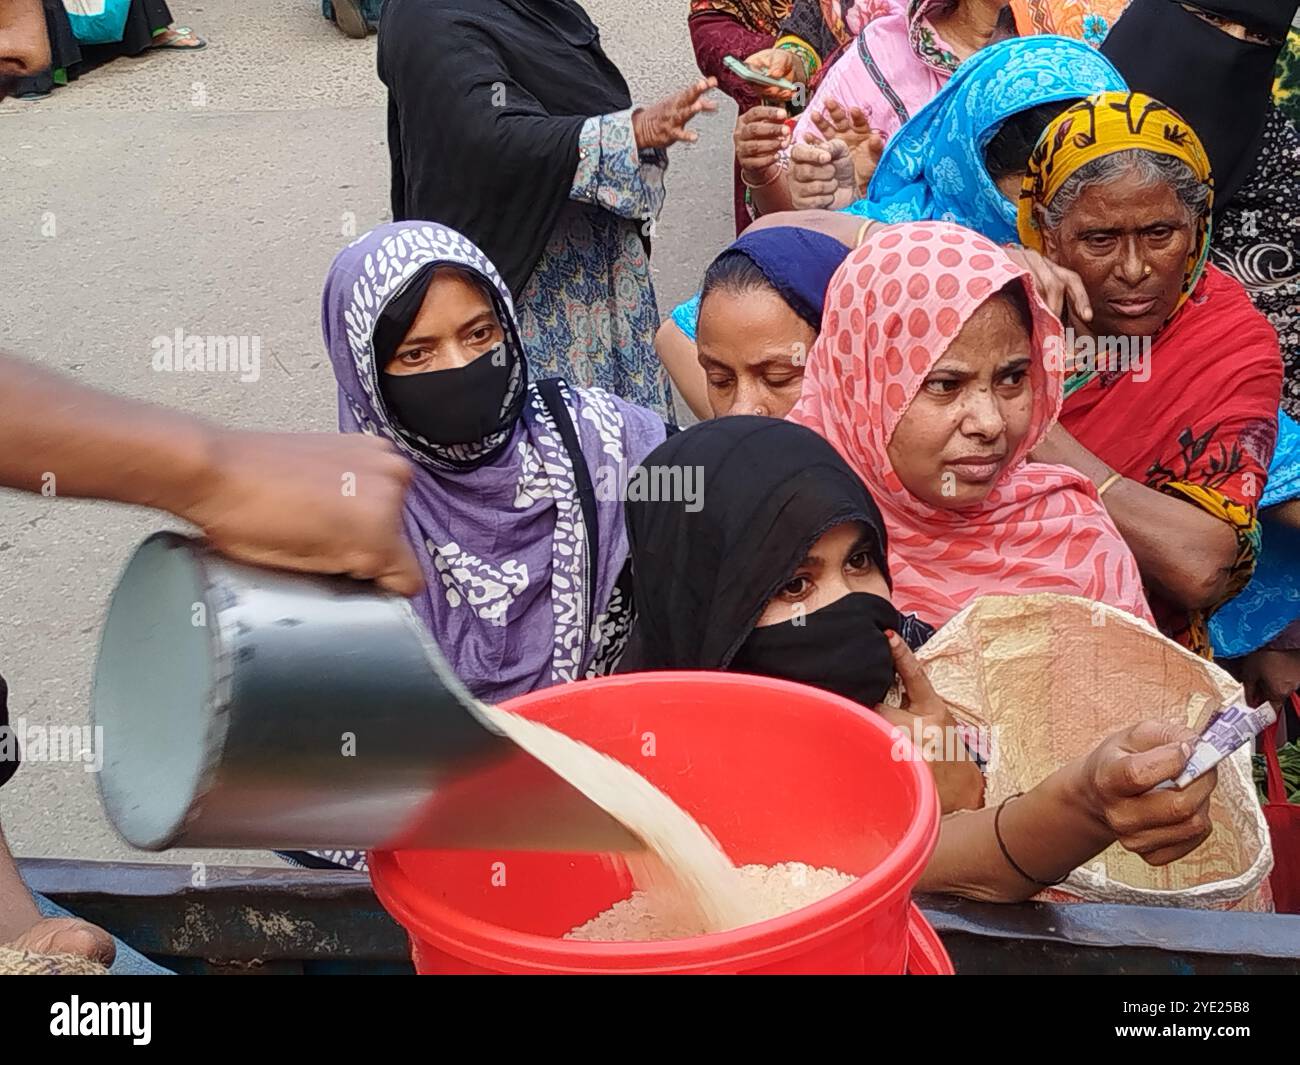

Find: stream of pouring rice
[479,704,853,940]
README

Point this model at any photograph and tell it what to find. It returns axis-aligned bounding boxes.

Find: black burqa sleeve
[379,0,631,297]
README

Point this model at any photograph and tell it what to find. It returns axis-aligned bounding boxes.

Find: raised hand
[789,136,855,210]
[734,103,790,183]
[879,631,985,813]
[809,99,884,194]
[633,77,719,150]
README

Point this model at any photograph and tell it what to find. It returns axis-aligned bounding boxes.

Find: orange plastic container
[369,672,951,974]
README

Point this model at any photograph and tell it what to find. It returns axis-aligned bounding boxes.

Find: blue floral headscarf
[844,35,1127,243]
[1210,412,1300,657]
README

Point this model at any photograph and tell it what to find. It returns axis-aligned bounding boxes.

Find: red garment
[689,0,791,36]
[1060,264,1283,648]
[1262,702,1300,914]
[688,10,775,234]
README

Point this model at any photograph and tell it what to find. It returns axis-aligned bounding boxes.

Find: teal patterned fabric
[1211,411,1300,657]
[844,35,1126,243]
[671,292,702,341]
[515,110,674,418]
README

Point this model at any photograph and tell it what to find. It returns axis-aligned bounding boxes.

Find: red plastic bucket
[370,672,951,974]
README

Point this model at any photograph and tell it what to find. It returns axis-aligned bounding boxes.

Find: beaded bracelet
[994,792,1070,888]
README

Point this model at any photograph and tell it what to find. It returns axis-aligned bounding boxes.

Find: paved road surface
[0,0,735,866]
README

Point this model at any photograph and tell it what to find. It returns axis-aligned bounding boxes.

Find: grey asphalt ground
[0,0,734,866]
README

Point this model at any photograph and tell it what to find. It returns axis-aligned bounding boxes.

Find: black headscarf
[1102,0,1300,210]
[378,0,633,296]
[617,416,893,672]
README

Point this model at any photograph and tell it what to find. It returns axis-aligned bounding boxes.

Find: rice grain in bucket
[567,862,857,942]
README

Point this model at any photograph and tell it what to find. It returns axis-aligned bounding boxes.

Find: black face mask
[380,345,513,446]
[729,592,901,708]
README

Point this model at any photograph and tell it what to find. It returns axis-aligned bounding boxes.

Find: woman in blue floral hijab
[843,35,1125,242]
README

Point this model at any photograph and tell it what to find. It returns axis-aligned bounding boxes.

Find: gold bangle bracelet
[741,165,782,190]
[1097,471,1123,497]
[855,220,874,247]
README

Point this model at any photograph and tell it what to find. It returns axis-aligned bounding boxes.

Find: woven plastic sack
[885,593,1274,911]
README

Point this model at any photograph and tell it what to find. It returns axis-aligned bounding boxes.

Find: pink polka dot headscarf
[788,221,1154,628]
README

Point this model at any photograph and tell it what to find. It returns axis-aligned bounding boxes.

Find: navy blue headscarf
[670,226,851,341]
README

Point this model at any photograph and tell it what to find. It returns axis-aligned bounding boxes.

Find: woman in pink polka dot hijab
[788,220,1154,628]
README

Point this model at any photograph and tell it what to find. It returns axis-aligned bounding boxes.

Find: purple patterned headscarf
[321,221,667,702]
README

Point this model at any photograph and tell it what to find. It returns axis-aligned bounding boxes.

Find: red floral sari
[1060,266,1283,654]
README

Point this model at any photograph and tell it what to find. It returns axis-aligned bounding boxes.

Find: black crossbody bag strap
[536,378,600,636]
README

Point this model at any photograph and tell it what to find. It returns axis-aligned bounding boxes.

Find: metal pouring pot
[92,532,638,854]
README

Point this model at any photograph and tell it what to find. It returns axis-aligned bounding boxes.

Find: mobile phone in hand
[723,55,800,94]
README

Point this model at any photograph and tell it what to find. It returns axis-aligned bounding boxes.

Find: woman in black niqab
[617,417,933,697]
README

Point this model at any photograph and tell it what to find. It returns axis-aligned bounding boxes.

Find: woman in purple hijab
[324,219,668,701]
[300,220,669,872]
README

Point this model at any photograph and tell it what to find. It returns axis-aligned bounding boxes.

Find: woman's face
[754,522,891,628]
[1180,2,1282,44]
[1040,168,1194,339]
[994,169,1024,202]
[886,293,1034,510]
[697,286,816,418]
[383,268,505,376]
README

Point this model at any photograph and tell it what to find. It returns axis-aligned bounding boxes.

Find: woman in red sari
[1020,92,1283,656]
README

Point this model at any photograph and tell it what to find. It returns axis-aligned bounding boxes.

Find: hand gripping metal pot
[92,533,638,854]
